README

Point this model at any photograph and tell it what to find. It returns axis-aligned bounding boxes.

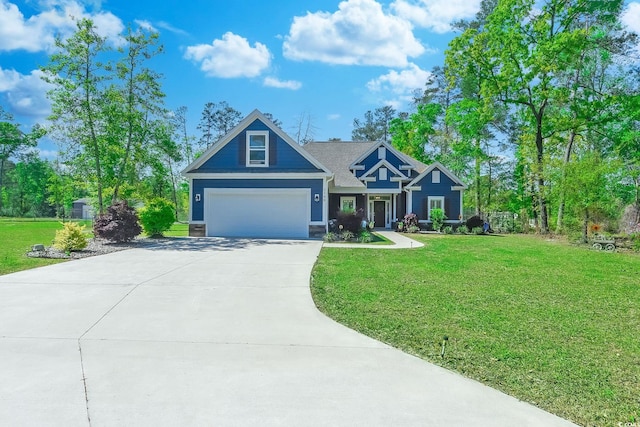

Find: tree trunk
[534,111,549,234]
[0,158,5,213]
[555,130,576,233]
[474,139,481,216]
[582,208,589,243]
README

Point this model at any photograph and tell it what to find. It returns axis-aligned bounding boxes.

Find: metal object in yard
[592,235,616,252]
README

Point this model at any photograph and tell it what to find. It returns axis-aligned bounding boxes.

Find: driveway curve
[0,238,576,426]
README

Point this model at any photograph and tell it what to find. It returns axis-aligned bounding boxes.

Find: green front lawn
[311,234,640,426]
[0,218,82,275]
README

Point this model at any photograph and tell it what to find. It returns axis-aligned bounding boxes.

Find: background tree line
[351,0,640,239]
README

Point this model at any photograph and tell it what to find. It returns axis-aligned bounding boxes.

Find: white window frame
[379,167,388,181]
[432,170,441,184]
[428,196,445,220]
[246,131,269,167]
[340,196,356,212]
[378,146,386,160]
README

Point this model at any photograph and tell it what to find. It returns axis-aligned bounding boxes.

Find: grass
[0,218,83,275]
[0,219,189,275]
[311,234,640,426]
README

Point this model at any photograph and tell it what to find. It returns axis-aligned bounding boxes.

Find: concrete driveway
[0,238,576,426]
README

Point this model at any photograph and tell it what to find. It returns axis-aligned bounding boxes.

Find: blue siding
[366,168,402,190]
[410,169,462,220]
[194,119,322,173]
[192,179,324,222]
[354,146,410,178]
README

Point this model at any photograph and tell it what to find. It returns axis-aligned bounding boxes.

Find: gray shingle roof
[303,142,375,188]
[303,141,429,188]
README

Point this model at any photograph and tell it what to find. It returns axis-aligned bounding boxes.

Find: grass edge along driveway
[311,234,640,427]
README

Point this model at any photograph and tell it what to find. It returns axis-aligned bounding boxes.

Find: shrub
[139,198,175,237]
[336,208,365,234]
[359,231,373,243]
[472,226,485,235]
[53,222,88,253]
[430,208,447,232]
[93,200,142,243]
[323,232,337,242]
[342,230,355,241]
[466,215,484,231]
[443,226,453,234]
[403,213,418,230]
[407,225,420,233]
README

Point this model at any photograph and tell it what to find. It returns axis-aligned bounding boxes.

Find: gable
[182,110,330,176]
[351,143,415,179]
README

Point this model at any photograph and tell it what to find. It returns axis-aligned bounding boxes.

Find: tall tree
[42,18,110,213]
[352,106,397,142]
[197,101,242,148]
[110,25,165,202]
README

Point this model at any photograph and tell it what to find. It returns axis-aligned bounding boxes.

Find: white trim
[379,167,387,181]
[185,172,331,179]
[350,165,365,171]
[361,188,401,194]
[330,186,367,194]
[405,185,421,191]
[427,196,445,219]
[390,177,404,182]
[310,221,326,226]
[459,188,465,221]
[368,195,392,228]
[190,220,206,224]
[246,130,269,167]
[204,188,311,235]
[188,177,194,221]
[182,109,332,176]
[348,141,415,172]
[452,185,465,190]
[406,190,413,214]
[362,177,376,182]
[419,219,460,224]
[340,196,356,211]
[407,162,466,188]
[361,159,408,181]
[399,165,414,170]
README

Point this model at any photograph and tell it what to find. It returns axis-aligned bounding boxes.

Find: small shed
[71,198,94,219]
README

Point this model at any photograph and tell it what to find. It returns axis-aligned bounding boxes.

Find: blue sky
[2,0,640,157]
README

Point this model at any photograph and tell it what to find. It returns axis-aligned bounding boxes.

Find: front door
[374,201,386,228]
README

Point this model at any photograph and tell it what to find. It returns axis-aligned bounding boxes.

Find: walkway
[323,230,425,249]
[0,238,575,426]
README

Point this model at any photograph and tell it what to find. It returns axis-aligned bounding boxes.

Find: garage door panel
[205,189,309,238]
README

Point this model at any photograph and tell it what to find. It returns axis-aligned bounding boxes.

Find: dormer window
[246,131,269,167]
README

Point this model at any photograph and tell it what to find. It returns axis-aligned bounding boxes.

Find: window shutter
[269,132,277,165]
[238,134,246,165]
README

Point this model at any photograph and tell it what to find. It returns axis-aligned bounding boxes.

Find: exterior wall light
[314,193,320,202]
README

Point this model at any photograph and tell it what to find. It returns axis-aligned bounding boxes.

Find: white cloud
[0,67,53,119]
[0,0,124,52]
[134,19,156,31]
[327,114,341,120]
[622,2,640,34]
[366,63,431,109]
[155,21,188,36]
[263,77,302,90]
[367,63,431,94]
[283,0,425,67]
[184,32,271,78]
[391,0,481,33]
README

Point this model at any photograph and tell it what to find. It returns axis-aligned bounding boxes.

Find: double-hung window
[246,131,269,167]
[428,196,445,219]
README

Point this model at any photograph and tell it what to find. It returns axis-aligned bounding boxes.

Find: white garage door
[205,188,310,238]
